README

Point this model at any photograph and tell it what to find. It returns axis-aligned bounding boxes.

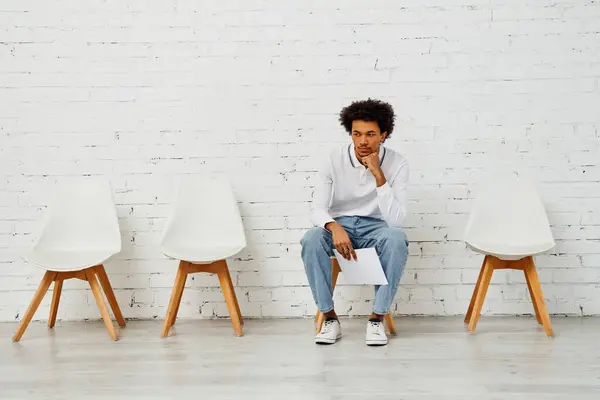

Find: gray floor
[2,317,600,399]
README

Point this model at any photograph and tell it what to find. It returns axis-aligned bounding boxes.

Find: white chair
[160,176,245,338]
[464,175,555,337]
[12,178,126,342]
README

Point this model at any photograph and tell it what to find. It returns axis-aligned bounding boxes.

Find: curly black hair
[339,99,396,140]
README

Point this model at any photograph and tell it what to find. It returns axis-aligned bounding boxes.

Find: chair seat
[465,239,555,261]
[161,244,245,264]
[27,249,118,271]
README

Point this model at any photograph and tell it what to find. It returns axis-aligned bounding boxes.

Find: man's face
[351,120,387,157]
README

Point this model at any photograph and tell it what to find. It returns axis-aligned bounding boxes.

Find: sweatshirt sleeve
[376,159,409,228]
[309,157,335,228]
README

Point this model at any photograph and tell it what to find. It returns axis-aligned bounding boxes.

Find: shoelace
[369,321,383,336]
[321,320,336,334]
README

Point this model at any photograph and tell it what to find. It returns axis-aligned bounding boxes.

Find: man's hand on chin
[361,153,387,187]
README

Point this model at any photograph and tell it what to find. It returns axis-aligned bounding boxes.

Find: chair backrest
[161,175,246,248]
[464,175,555,256]
[33,178,121,252]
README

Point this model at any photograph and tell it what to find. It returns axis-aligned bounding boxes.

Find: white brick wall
[1,0,599,321]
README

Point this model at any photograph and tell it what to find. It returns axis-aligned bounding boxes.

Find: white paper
[333,248,388,285]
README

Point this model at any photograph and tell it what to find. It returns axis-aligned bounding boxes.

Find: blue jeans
[300,216,408,315]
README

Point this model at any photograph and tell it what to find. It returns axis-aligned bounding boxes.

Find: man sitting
[301,99,409,346]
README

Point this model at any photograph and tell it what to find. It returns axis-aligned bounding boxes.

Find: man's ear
[381,132,388,142]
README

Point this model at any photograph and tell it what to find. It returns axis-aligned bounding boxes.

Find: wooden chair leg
[315,259,342,333]
[170,261,188,327]
[85,269,118,341]
[467,257,495,332]
[48,279,63,329]
[465,256,487,324]
[524,264,543,325]
[12,271,57,342]
[217,261,243,337]
[226,272,243,325]
[315,311,326,333]
[161,262,188,338]
[524,257,554,337]
[95,265,126,327]
[384,313,397,335]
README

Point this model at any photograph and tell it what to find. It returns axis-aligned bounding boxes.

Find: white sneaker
[315,319,342,344]
[366,319,388,346]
